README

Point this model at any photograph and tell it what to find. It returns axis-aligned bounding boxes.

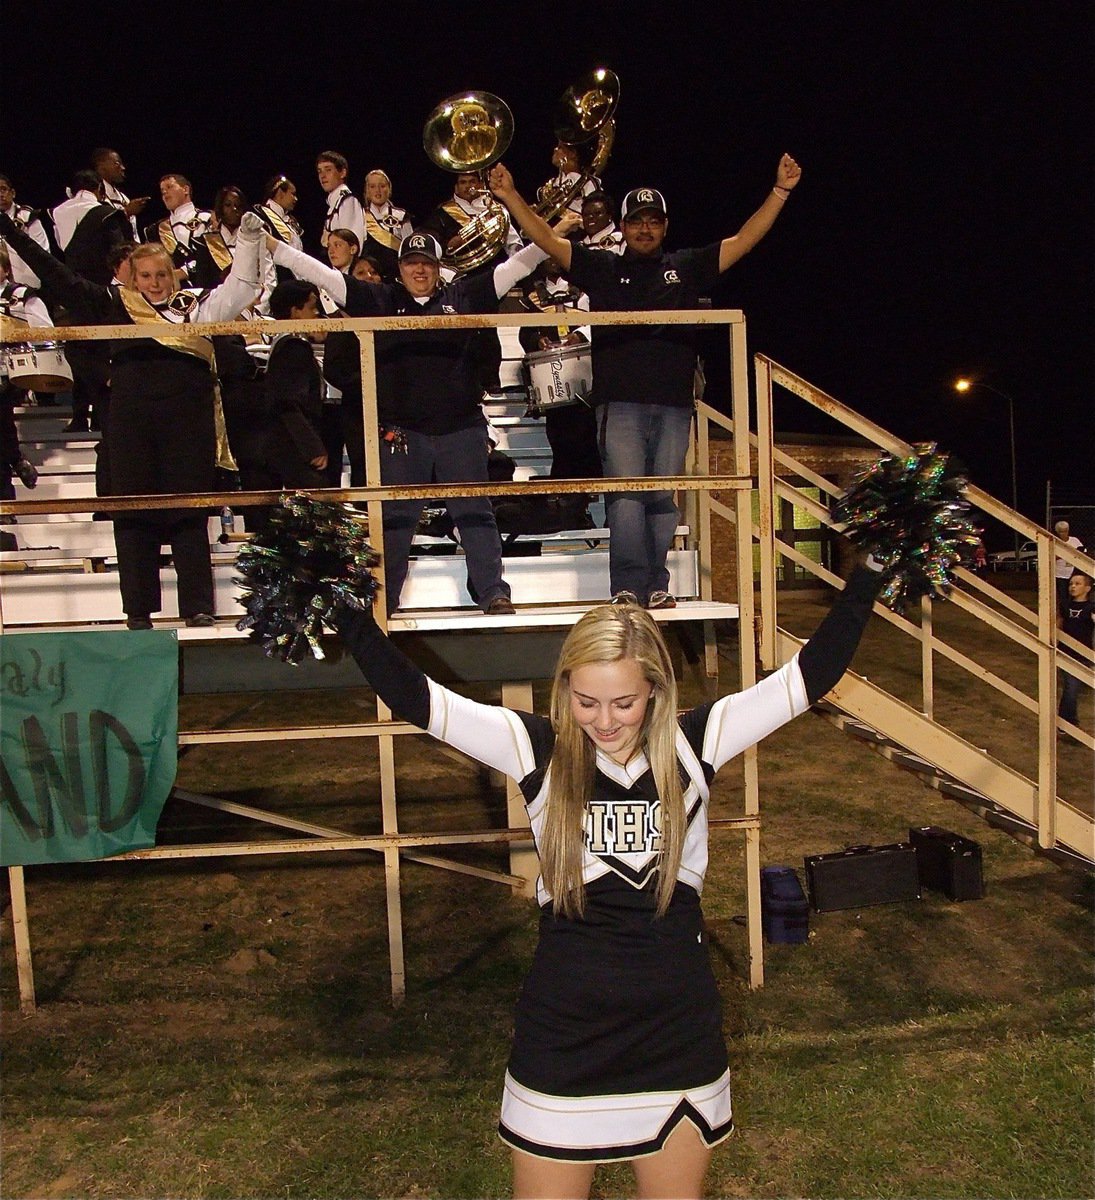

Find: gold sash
[156,218,179,256]
[117,289,235,469]
[259,204,295,244]
[203,231,234,273]
[118,288,214,364]
[365,211,401,251]
[441,200,472,227]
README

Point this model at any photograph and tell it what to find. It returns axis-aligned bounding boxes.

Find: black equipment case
[804,843,921,912]
[760,865,810,944]
[909,825,985,901]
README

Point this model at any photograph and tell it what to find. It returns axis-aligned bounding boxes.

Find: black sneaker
[185,613,217,627]
[126,617,153,630]
[63,418,90,434]
[13,459,38,488]
[609,590,640,606]
[646,591,677,610]
[485,596,515,615]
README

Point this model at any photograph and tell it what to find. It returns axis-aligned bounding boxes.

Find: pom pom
[234,494,380,663]
[831,444,980,613]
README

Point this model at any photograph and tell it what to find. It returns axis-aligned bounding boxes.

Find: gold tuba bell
[535,68,620,224]
[423,90,515,274]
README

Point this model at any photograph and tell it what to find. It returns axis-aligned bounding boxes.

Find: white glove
[237,211,265,244]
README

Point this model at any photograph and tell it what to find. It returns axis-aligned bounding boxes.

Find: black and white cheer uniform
[336,565,881,1162]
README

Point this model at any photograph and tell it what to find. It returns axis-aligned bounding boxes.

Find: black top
[265,336,326,462]
[566,242,721,408]
[1060,594,1095,650]
[337,565,882,741]
[337,270,501,435]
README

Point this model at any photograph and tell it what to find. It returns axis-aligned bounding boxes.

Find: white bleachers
[1,386,708,629]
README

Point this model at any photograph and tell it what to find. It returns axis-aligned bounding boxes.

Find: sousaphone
[423,90,515,274]
[535,68,620,223]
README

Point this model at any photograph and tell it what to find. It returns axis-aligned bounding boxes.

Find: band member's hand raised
[124,196,150,217]
[553,210,581,237]
[776,154,802,191]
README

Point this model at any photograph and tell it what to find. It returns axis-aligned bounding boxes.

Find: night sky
[9,2,1093,543]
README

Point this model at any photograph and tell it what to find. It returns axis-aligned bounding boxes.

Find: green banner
[1,631,178,867]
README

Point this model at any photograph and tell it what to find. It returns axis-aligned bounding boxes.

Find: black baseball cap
[398,231,442,262]
[620,188,667,221]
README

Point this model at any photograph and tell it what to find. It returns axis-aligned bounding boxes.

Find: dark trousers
[380,420,509,614]
[340,388,367,488]
[108,385,216,619]
[546,402,602,481]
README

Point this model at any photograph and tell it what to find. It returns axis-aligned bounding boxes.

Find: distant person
[92,147,148,238]
[316,151,365,251]
[362,169,412,281]
[51,169,130,432]
[262,280,329,493]
[1057,571,1094,728]
[490,153,802,608]
[145,173,211,283]
[1053,520,1086,613]
[580,190,624,253]
[0,173,50,287]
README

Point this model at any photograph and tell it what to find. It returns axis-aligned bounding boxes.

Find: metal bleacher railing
[2,307,763,1011]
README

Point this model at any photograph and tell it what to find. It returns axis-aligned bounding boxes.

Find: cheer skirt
[498,883,733,1162]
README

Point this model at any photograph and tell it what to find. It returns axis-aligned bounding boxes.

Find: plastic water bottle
[219,506,234,544]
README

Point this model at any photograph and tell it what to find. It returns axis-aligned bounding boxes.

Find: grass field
[2,578,1091,1199]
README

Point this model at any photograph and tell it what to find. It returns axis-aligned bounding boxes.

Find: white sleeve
[425,678,539,782]
[27,218,50,251]
[699,656,811,773]
[342,197,367,251]
[271,241,348,307]
[493,242,549,298]
[195,274,259,324]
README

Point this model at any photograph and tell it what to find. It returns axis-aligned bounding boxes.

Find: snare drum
[524,343,592,411]
[3,342,74,392]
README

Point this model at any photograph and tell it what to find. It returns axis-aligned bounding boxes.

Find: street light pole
[954,378,1020,564]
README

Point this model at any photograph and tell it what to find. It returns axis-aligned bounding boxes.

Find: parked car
[989,540,1037,571]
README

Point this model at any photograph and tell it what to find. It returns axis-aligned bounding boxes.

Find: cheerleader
[331,560,885,1197]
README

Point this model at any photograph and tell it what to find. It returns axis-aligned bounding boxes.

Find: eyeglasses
[624,215,666,229]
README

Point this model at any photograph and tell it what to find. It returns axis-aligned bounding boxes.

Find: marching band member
[0,174,50,288]
[421,171,523,263]
[543,141,599,218]
[0,254,47,517]
[0,208,264,629]
[92,147,148,238]
[518,257,601,484]
[198,185,248,285]
[580,190,625,254]
[52,169,130,432]
[145,173,212,284]
[316,150,365,250]
[362,169,412,282]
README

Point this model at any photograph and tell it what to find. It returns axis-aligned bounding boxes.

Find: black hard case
[803,843,921,912]
[760,865,810,944]
[909,825,985,901]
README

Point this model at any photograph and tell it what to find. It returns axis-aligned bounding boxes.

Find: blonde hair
[542,603,683,919]
[127,243,176,276]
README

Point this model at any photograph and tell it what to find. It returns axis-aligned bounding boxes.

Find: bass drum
[3,342,74,392]
[524,342,592,412]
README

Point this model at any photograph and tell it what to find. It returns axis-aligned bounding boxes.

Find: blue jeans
[380,419,510,614]
[1059,670,1082,726]
[599,402,693,600]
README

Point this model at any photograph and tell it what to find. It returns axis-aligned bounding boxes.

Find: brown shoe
[485,596,515,615]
